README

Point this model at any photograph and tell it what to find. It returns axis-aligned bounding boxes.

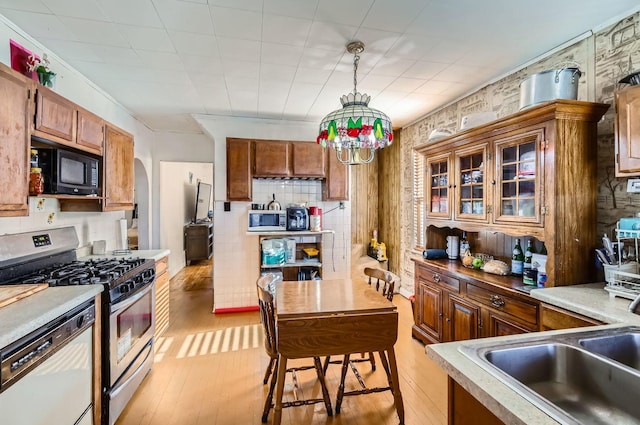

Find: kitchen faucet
[628,292,640,314]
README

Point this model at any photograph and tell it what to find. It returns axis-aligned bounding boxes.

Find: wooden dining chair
[256,274,333,423]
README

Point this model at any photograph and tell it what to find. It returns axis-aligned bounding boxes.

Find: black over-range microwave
[39,148,100,195]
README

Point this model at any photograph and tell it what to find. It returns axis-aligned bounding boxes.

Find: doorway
[159,161,214,278]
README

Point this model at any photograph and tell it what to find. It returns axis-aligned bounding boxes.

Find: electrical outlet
[628,179,640,193]
[339,201,345,209]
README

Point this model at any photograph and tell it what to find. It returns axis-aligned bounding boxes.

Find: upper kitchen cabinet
[454,145,489,223]
[227,138,252,201]
[33,86,103,156]
[0,62,34,217]
[253,140,290,177]
[226,138,349,201]
[33,85,75,145]
[322,148,349,201]
[615,85,640,176]
[426,153,453,220]
[292,142,325,178]
[492,128,544,228]
[76,108,104,155]
[103,124,134,211]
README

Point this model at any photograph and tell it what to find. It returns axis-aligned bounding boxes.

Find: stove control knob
[76,315,85,328]
[119,285,129,294]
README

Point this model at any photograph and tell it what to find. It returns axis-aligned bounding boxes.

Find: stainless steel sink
[460,326,640,424]
[579,332,640,371]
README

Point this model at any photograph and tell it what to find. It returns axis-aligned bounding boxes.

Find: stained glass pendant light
[317,41,393,165]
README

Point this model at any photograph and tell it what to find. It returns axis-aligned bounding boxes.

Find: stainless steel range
[0,227,155,425]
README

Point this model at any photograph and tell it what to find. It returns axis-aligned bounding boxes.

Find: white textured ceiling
[1,0,639,134]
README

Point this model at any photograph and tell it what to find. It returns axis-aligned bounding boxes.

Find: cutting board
[0,284,48,309]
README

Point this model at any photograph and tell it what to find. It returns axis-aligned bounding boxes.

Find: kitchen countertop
[425,281,640,424]
[0,285,103,348]
[79,249,170,262]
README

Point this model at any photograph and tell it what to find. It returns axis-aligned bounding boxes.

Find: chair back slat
[364,267,398,301]
[257,274,278,357]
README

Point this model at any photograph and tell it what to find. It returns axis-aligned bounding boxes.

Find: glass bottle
[511,238,524,276]
[459,231,470,257]
[30,149,39,168]
[523,239,535,271]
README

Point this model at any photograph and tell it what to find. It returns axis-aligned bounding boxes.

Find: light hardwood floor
[116,259,447,425]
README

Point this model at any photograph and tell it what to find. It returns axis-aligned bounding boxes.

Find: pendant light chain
[353,50,360,95]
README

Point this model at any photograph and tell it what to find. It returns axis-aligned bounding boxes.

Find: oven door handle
[110,283,153,314]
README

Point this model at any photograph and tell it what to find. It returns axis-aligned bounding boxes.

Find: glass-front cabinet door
[454,144,488,222]
[426,153,452,219]
[493,129,545,226]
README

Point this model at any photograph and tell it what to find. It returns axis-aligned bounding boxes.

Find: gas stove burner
[7,256,155,290]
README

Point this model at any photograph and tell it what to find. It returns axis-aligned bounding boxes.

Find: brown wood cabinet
[225,137,349,201]
[103,124,134,211]
[33,86,76,144]
[253,140,291,177]
[76,108,104,155]
[412,259,539,345]
[292,142,325,177]
[449,379,504,425]
[540,303,603,330]
[226,138,252,201]
[416,100,609,287]
[322,148,349,200]
[0,63,133,214]
[0,62,33,217]
[184,222,214,264]
[33,86,104,156]
[615,85,640,176]
[155,255,170,337]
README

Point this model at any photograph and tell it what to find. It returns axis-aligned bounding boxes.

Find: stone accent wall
[399,11,640,293]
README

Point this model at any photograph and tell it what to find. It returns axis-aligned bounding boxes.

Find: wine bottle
[459,231,470,257]
[523,239,535,271]
[511,238,524,276]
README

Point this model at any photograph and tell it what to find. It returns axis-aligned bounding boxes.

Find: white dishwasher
[0,300,95,425]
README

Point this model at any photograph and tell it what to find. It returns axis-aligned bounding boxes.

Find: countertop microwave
[248,210,286,231]
[38,148,99,196]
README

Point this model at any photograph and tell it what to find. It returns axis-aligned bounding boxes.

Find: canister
[309,206,322,231]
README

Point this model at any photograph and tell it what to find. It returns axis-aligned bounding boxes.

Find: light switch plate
[628,178,640,193]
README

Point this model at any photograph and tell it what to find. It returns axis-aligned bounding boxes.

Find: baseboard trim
[214,305,260,314]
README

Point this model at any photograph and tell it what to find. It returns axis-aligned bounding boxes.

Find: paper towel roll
[118,218,128,251]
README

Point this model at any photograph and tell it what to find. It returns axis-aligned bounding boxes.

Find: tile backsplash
[212,179,351,311]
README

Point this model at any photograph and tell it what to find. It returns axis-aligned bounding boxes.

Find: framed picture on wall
[10,39,39,81]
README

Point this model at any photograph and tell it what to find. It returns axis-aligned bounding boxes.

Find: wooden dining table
[273,278,405,425]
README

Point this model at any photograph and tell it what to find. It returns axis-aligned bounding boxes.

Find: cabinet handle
[445,317,450,322]
[438,313,443,318]
[491,179,496,185]
[490,295,505,308]
[433,274,440,283]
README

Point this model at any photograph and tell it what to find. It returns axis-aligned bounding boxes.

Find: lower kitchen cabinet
[155,255,170,337]
[412,258,539,344]
[446,294,479,342]
[449,379,504,425]
[540,303,603,330]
